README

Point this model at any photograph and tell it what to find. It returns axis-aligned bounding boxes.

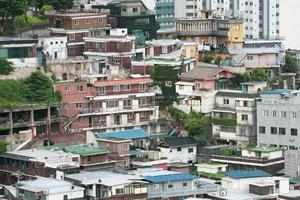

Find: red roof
[94,77,152,86]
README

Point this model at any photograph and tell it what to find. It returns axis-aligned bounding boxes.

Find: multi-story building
[0,37,38,79]
[212,89,261,148]
[38,36,68,60]
[174,0,200,18]
[46,10,108,57]
[65,171,148,200]
[175,15,229,47]
[155,0,175,29]
[83,35,136,69]
[53,76,160,135]
[199,0,231,17]
[6,178,85,200]
[94,0,159,40]
[257,89,300,150]
[211,146,285,175]
[227,19,244,48]
[230,0,280,39]
[285,150,300,178]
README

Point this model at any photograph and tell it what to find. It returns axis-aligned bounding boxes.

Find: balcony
[212,118,237,127]
[235,106,255,112]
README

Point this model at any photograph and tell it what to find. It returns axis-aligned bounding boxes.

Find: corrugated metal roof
[144,173,197,183]
[96,129,149,139]
[224,170,272,179]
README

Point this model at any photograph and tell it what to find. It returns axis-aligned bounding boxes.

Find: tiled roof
[180,66,231,81]
[144,173,197,183]
[224,170,272,179]
[94,77,152,86]
[159,137,198,147]
[96,129,149,139]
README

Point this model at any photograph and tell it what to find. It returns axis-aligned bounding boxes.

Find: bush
[203,55,213,63]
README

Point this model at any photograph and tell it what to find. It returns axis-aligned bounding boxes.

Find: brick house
[46,10,108,57]
[83,35,135,69]
[53,76,160,135]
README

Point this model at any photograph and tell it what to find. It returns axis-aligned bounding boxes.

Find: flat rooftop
[248,146,283,153]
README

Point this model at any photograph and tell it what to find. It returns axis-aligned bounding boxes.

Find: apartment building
[174,0,200,18]
[199,0,231,17]
[155,0,175,29]
[53,76,160,135]
[212,89,260,148]
[46,10,108,57]
[83,35,135,69]
[175,15,229,47]
[38,36,68,61]
[257,89,300,150]
[230,0,280,39]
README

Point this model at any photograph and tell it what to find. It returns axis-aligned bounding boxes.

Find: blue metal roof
[96,129,149,139]
[224,170,272,179]
[144,173,197,183]
[260,89,295,95]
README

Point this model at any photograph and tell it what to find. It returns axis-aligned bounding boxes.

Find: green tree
[0,59,14,75]
[282,54,297,73]
[39,4,54,17]
[0,141,8,154]
[203,54,213,63]
[229,72,250,88]
[23,71,57,103]
[34,0,73,10]
[215,56,223,66]
[183,111,208,137]
[250,68,269,81]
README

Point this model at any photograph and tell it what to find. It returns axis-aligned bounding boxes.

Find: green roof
[249,146,283,153]
[64,145,110,156]
[38,145,110,156]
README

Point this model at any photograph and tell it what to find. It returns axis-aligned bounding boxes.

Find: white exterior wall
[199,0,230,17]
[158,146,197,163]
[39,37,68,60]
[174,0,199,18]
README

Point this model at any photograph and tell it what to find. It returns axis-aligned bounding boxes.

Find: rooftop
[144,172,198,183]
[240,81,268,86]
[224,170,272,179]
[93,77,152,86]
[96,129,149,140]
[145,39,181,47]
[158,137,198,147]
[180,66,232,81]
[260,89,297,95]
[216,90,260,98]
[64,145,110,156]
[248,146,283,153]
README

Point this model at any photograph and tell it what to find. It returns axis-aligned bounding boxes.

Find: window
[223,99,229,105]
[162,46,168,54]
[188,148,193,153]
[292,112,297,118]
[179,85,184,90]
[114,85,120,92]
[291,128,298,136]
[76,103,82,108]
[289,146,298,150]
[63,195,68,200]
[270,127,277,135]
[264,110,269,116]
[69,34,75,41]
[86,19,90,24]
[177,147,182,152]
[259,126,266,134]
[107,101,118,108]
[247,55,253,60]
[65,85,70,91]
[272,110,277,117]
[74,19,79,25]
[133,8,138,12]
[124,143,129,150]
[153,184,159,189]
[183,182,187,187]
[116,188,124,194]
[123,99,131,107]
[139,84,146,91]
[77,85,83,92]
[98,17,103,23]
[168,184,173,189]
[195,82,201,89]
[281,111,287,118]
[96,43,104,49]
[165,81,172,87]
[241,114,248,121]
[98,86,105,95]
[240,128,246,134]
[139,98,147,106]
[124,84,130,91]
[279,127,286,135]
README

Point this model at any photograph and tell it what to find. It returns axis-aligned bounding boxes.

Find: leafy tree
[282,54,297,73]
[0,59,14,75]
[0,0,26,32]
[23,71,58,103]
[250,68,269,82]
[183,111,208,137]
[229,73,250,88]
[203,54,213,63]
[215,56,223,66]
[0,141,8,154]
[34,0,73,10]
[39,4,54,17]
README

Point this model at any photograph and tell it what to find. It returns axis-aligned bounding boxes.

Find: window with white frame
[195,82,201,89]
[223,99,229,105]
[74,19,79,25]
[153,184,159,189]
[162,46,168,54]
[179,85,184,90]
[114,85,120,92]
[281,111,287,118]
[69,34,75,41]
[116,188,124,194]
[241,114,248,121]
[124,84,131,91]
[292,112,297,119]
[98,17,103,23]
[165,81,172,87]
[139,84,146,91]
[98,86,105,95]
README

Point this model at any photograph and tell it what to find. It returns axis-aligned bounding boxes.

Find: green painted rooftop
[249,146,283,153]
[64,145,110,156]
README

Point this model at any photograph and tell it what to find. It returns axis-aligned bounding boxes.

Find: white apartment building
[174,0,200,18]
[257,89,300,150]
[38,37,68,60]
[199,0,231,17]
[230,0,280,39]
